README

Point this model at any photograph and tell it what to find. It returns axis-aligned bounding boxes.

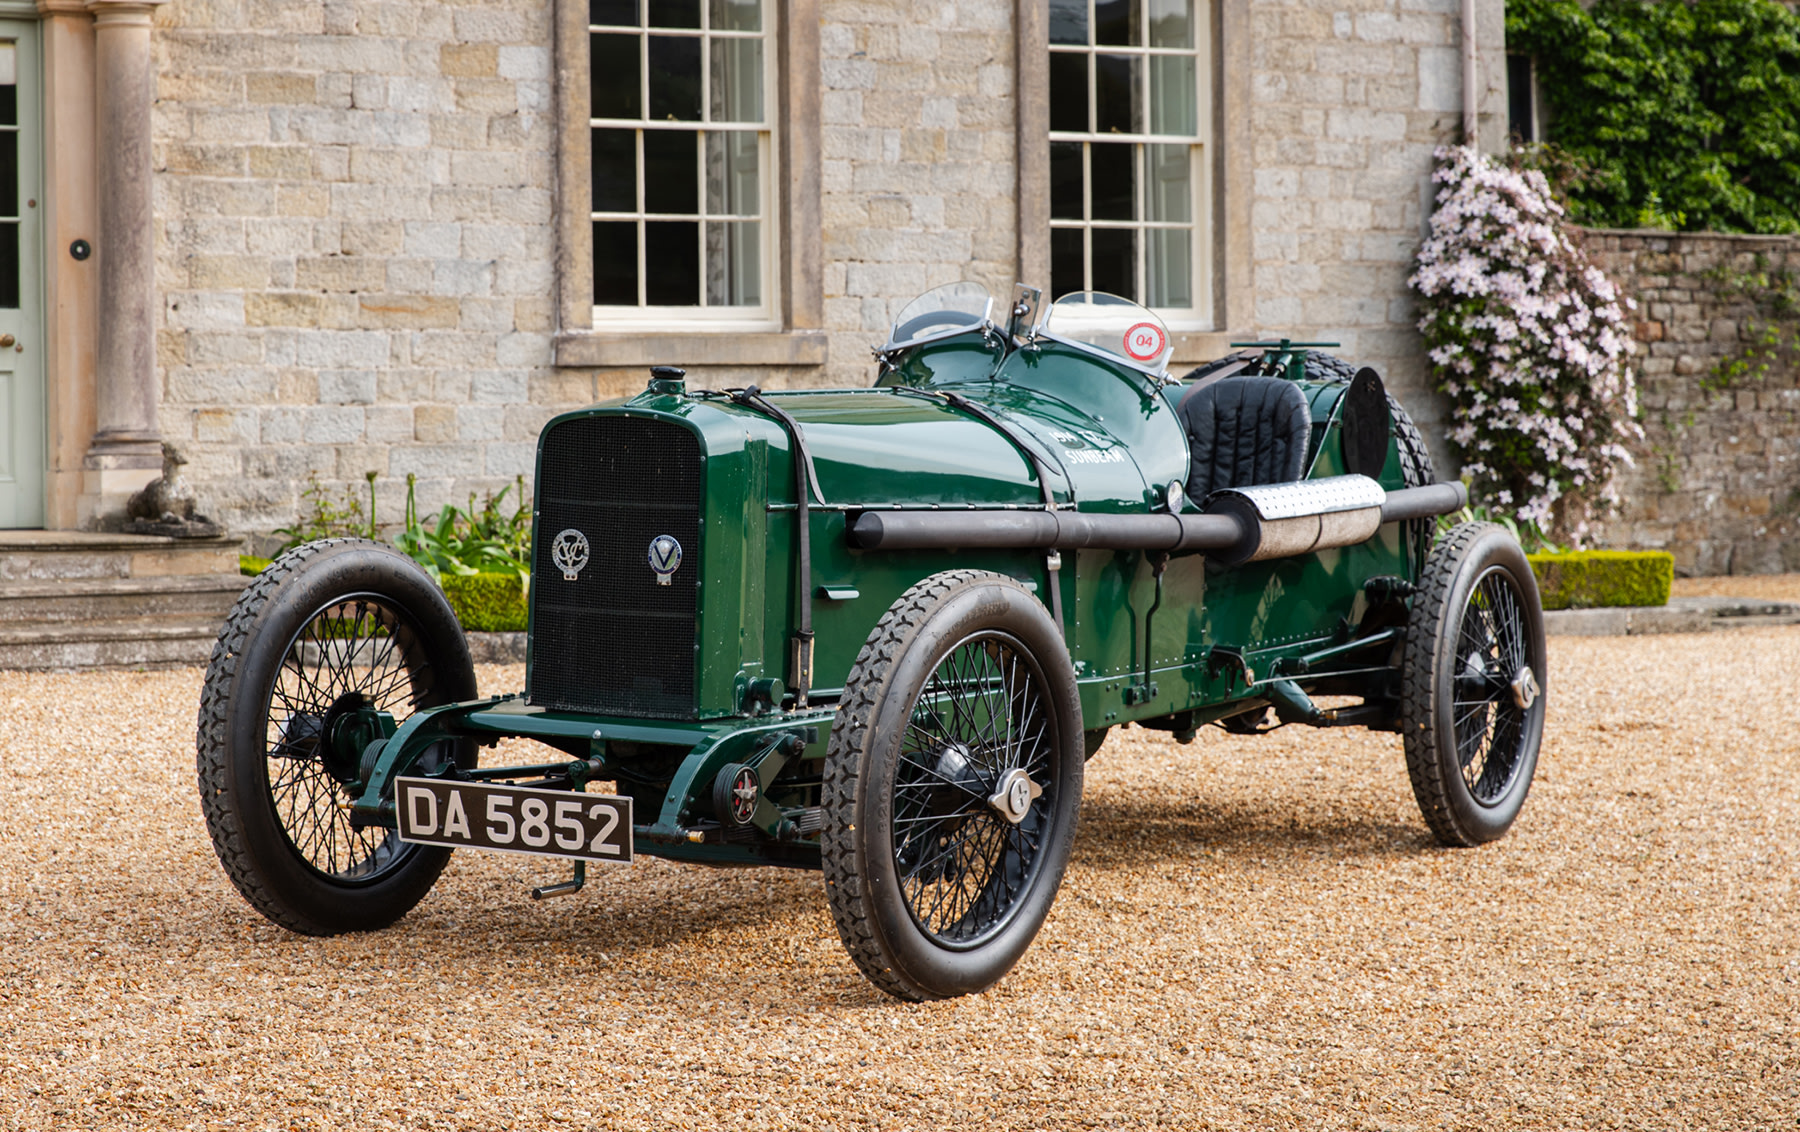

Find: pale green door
[0,24,41,528]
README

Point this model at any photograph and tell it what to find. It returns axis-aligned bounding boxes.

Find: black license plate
[394,778,633,863]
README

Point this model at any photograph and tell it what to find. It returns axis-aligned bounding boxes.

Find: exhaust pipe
[846,477,1468,565]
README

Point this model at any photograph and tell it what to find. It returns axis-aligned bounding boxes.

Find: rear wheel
[822,570,1084,1000]
[1400,523,1547,845]
[196,539,477,934]
[1388,394,1437,576]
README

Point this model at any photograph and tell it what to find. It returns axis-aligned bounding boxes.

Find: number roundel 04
[1124,321,1167,363]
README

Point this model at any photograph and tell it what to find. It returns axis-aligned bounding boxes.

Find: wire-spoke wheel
[197,539,477,934]
[1400,523,1547,846]
[823,570,1083,1001]
[894,631,1056,946]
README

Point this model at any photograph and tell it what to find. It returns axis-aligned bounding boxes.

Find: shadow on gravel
[1071,794,1432,869]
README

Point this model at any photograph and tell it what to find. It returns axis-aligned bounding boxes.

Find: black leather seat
[1177,376,1310,501]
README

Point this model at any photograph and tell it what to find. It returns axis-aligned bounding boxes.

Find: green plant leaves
[393,474,533,589]
[1511,0,1800,234]
[274,472,533,594]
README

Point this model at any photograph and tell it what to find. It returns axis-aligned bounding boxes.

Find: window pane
[710,37,763,122]
[1091,227,1136,300]
[592,128,637,211]
[1149,55,1195,136]
[1508,54,1535,141]
[1050,141,1084,220]
[710,0,760,31]
[705,131,759,216]
[648,35,702,120]
[1148,0,1191,47]
[644,130,698,214]
[1095,54,1139,135]
[593,221,638,304]
[1050,228,1084,299]
[646,221,700,304]
[648,0,699,29]
[0,87,14,129]
[706,220,760,305]
[590,0,638,26]
[1145,143,1189,223]
[1090,141,1134,220]
[1050,0,1088,44]
[1146,228,1190,308]
[0,130,15,218]
[1049,53,1088,133]
[0,222,16,308]
[590,34,641,119]
[1095,0,1138,46]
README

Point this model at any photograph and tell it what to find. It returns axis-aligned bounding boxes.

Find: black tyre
[1388,394,1435,488]
[196,538,478,935]
[1301,352,1360,383]
[1399,523,1547,846]
[1387,393,1437,575]
[822,570,1084,1001]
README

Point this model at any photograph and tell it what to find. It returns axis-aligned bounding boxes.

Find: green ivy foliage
[1508,0,1800,233]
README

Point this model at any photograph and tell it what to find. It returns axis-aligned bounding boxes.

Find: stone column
[80,0,168,527]
[38,0,99,530]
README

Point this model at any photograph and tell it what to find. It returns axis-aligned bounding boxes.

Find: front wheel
[822,570,1084,1000]
[1399,523,1547,846]
[196,538,477,935]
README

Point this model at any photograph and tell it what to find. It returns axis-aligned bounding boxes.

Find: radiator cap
[648,366,687,395]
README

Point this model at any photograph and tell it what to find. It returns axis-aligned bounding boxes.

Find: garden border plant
[1528,549,1674,610]
[1410,144,1641,547]
[250,473,533,632]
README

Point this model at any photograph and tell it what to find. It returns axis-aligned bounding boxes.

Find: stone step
[0,615,225,671]
[1544,595,1800,636]
[0,530,244,582]
[0,574,248,623]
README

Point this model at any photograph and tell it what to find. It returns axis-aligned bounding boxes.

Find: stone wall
[817,1,1018,383]
[154,0,562,537]
[1583,230,1800,575]
[1244,0,1505,468]
[149,0,1481,542]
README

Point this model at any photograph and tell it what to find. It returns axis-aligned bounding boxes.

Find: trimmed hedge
[1528,550,1673,611]
[439,572,529,632]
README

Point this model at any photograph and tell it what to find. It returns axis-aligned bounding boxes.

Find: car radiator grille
[527,416,703,719]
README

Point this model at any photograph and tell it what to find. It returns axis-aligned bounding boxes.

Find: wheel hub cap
[1511,664,1540,710]
[989,767,1043,825]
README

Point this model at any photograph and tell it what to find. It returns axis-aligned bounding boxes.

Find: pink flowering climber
[1409,145,1641,543]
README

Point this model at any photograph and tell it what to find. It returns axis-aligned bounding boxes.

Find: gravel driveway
[3,629,1796,1130]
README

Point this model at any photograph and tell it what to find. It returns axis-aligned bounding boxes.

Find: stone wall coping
[1577,225,1800,245]
[0,530,244,551]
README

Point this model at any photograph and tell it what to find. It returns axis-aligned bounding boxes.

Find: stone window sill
[553,330,829,368]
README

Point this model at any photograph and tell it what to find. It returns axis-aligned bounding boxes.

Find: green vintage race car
[196,283,1547,1001]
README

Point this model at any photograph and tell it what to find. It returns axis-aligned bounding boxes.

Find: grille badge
[551,529,590,581]
[648,535,684,586]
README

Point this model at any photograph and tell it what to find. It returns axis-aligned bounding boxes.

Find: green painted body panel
[366,326,1434,869]
[773,390,1044,507]
[876,331,1007,387]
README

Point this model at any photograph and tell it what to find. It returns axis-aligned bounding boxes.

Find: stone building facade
[1584,229,1800,576]
[7,0,1508,540]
